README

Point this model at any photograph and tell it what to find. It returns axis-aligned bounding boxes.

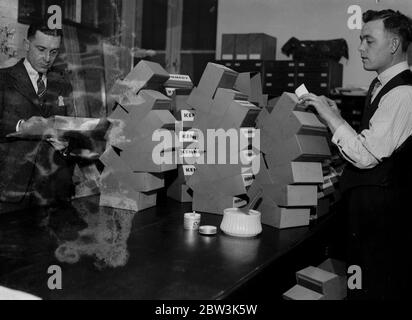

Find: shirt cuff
[16,120,24,132]
[331,122,356,145]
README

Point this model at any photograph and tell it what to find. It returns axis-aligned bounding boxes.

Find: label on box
[181,110,195,122]
[179,130,198,143]
[249,54,261,60]
[169,74,192,82]
[183,165,196,176]
[222,54,234,60]
[179,148,201,158]
[165,88,176,97]
[242,173,254,187]
[233,197,247,208]
[236,54,248,60]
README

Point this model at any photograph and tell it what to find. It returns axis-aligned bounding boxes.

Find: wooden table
[0,196,343,300]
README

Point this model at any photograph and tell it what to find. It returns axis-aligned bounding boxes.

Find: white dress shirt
[332,61,412,169]
[16,59,48,131]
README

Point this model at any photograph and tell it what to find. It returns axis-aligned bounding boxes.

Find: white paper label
[181,110,195,122]
[169,74,192,82]
[179,148,201,158]
[242,173,254,187]
[183,165,196,176]
[295,84,309,98]
[179,130,197,143]
[236,54,248,60]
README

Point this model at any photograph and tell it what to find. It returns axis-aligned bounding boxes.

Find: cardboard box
[164,74,193,90]
[283,285,325,300]
[167,182,193,203]
[131,110,177,139]
[257,197,311,229]
[234,72,265,107]
[187,87,214,113]
[100,168,164,193]
[265,134,331,166]
[248,33,277,60]
[219,99,261,130]
[192,192,247,215]
[261,184,318,207]
[221,34,236,60]
[120,133,177,172]
[266,162,324,185]
[296,266,345,300]
[211,88,248,118]
[123,60,170,92]
[196,63,238,98]
[99,190,157,212]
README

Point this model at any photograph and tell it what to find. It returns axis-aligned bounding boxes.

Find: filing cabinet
[216,60,343,97]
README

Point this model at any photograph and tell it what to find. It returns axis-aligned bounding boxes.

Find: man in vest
[301,9,412,299]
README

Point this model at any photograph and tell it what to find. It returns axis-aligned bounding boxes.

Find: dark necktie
[37,73,46,98]
[360,77,381,130]
[365,77,381,107]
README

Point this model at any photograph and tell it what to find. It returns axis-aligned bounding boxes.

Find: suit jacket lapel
[9,59,42,112]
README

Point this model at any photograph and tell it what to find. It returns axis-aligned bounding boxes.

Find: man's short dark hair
[27,21,63,40]
[363,9,412,52]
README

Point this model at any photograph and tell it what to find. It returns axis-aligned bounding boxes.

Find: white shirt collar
[377,61,409,86]
[23,58,47,90]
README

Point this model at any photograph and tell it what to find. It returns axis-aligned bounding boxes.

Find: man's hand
[299,93,344,133]
[18,116,52,135]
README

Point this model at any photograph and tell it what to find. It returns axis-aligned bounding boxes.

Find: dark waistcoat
[340,69,412,192]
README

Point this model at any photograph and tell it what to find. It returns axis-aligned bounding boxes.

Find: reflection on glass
[53,203,135,270]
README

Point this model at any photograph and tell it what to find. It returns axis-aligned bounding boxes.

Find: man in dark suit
[0,21,75,211]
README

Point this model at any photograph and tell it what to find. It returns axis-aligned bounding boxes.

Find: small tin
[184,212,201,230]
[199,225,217,236]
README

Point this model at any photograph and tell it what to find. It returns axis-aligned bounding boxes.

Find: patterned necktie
[370,78,382,102]
[37,72,46,98]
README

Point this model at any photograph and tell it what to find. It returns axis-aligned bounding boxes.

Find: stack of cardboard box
[185,63,262,215]
[247,92,331,229]
[99,60,177,211]
[164,74,196,203]
[283,258,347,300]
[315,159,341,219]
